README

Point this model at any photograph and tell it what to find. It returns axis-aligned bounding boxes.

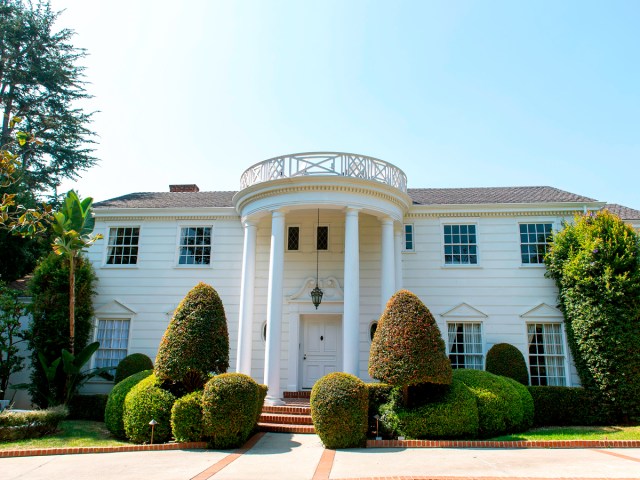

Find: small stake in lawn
[149,419,158,445]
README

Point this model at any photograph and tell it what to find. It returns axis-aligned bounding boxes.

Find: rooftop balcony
[240,152,407,193]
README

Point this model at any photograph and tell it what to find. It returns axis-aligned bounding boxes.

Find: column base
[264,395,286,406]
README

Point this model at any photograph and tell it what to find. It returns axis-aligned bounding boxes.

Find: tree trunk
[69,254,75,354]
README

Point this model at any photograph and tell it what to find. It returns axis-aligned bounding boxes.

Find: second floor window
[444,224,477,265]
[404,224,414,251]
[520,223,552,264]
[107,227,140,265]
[179,227,212,265]
[316,225,329,250]
[287,226,300,251]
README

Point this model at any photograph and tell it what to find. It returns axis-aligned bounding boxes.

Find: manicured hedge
[311,372,368,448]
[0,405,68,441]
[453,369,524,437]
[115,353,154,385]
[528,386,603,426]
[68,394,108,421]
[105,369,152,438]
[202,373,260,449]
[503,377,534,431]
[380,379,479,439]
[155,283,229,393]
[485,343,529,385]
[171,390,203,442]
[123,373,176,444]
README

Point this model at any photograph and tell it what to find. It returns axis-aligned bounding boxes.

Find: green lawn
[490,425,640,441]
[0,420,129,450]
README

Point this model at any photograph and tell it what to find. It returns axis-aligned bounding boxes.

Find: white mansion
[86,152,640,404]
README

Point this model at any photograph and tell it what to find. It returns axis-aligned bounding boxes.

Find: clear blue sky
[52,0,639,208]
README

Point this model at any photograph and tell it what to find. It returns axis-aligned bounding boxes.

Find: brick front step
[283,390,311,398]
[262,405,311,415]
[259,422,315,434]
[260,413,314,425]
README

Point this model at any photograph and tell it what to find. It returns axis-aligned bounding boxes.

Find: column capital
[380,216,394,226]
[345,207,361,216]
[242,218,257,228]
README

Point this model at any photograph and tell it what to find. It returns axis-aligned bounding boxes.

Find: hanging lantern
[310,208,324,309]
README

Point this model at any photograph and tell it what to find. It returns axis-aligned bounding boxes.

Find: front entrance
[301,314,342,389]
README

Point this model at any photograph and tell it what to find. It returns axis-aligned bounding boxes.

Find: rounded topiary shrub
[503,377,534,431]
[380,379,479,439]
[105,370,152,438]
[202,373,260,449]
[155,282,229,392]
[115,353,154,385]
[310,372,368,449]
[453,369,523,438]
[485,343,529,385]
[171,390,203,442]
[369,290,452,388]
[123,374,176,444]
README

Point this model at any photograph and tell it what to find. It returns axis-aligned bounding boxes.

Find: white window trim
[174,223,214,268]
[286,224,301,252]
[518,220,556,268]
[445,321,485,370]
[91,314,133,383]
[524,320,570,387]
[402,223,415,253]
[102,224,142,268]
[440,220,480,268]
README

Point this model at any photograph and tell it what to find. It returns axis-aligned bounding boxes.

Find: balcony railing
[239,152,407,192]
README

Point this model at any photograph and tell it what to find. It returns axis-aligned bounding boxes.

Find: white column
[394,224,403,291]
[236,219,257,375]
[380,217,395,312]
[343,207,360,376]
[264,210,285,404]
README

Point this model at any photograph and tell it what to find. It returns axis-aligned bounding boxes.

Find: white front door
[302,315,341,389]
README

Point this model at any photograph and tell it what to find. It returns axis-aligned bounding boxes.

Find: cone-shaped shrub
[485,343,529,385]
[155,283,229,391]
[369,290,452,387]
[311,372,368,448]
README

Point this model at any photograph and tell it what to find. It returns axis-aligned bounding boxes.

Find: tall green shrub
[155,282,229,392]
[27,253,96,407]
[368,290,452,398]
[545,211,640,421]
[311,372,368,448]
[485,343,529,385]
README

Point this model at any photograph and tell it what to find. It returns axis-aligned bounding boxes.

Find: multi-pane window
[316,225,329,250]
[520,223,553,264]
[178,227,212,265]
[106,227,140,265]
[287,226,300,251]
[528,323,566,386]
[404,224,414,251]
[447,322,483,369]
[95,319,130,369]
[444,224,477,264]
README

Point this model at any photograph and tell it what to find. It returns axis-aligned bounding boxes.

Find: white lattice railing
[240,152,407,192]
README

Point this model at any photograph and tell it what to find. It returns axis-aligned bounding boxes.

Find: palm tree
[51,191,102,354]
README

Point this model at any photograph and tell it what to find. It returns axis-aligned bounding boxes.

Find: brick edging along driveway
[2,438,640,458]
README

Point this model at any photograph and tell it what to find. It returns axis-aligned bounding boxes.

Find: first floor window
[444,224,478,265]
[107,227,140,265]
[447,322,483,369]
[404,224,414,251]
[528,323,566,386]
[179,226,212,264]
[95,319,130,369]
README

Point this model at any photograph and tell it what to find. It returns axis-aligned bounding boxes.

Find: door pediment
[287,276,344,303]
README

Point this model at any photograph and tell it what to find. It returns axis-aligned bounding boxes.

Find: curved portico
[233,152,411,403]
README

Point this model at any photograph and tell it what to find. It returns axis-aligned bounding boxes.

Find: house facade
[85,152,640,404]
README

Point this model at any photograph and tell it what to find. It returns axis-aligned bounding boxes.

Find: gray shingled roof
[94,186,600,210]
[407,186,597,205]
[603,204,640,220]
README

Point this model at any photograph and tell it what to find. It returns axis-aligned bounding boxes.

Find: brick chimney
[169,184,199,193]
